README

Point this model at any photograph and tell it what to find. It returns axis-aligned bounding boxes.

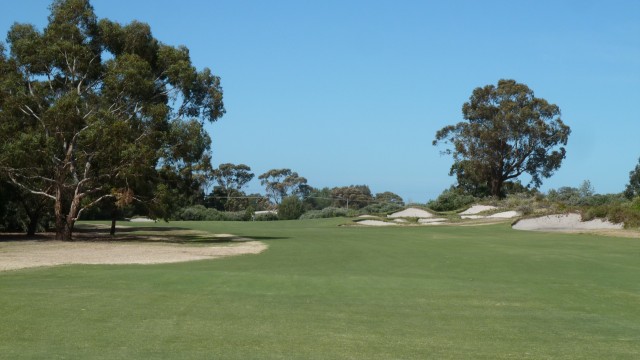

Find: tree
[303,187,333,210]
[0,0,224,240]
[624,157,640,200]
[258,169,310,205]
[278,196,305,220]
[375,191,405,206]
[331,185,373,209]
[433,79,570,198]
[210,163,254,210]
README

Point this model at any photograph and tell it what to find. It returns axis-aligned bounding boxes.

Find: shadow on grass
[0,224,289,243]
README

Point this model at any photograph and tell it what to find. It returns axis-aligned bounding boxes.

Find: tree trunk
[54,187,82,241]
[26,216,39,236]
[490,177,504,198]
[110,208,118,236]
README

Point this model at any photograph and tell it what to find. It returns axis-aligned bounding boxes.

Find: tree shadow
[0,224,289,244]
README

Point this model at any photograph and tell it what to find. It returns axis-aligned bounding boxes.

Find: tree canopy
[258,169,309,205]
[0,0,224,239]
[433,79,570,198]
[625,157,640,200]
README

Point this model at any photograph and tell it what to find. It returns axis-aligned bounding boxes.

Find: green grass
[1,219,639,359]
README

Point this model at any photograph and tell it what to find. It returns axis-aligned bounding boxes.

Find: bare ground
[0,225,267,271]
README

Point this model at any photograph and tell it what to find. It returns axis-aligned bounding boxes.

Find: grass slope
[1,219,639,359]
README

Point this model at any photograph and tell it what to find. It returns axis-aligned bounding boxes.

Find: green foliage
[374,191,405,206]
[278,196,305,220]
[331,185,373,209]
[433,79,570,197]
[258,169,310,205]
[254,212,278,221]
[358,202,404,215]
[624,157,640,199]
[173,205,251,221]
[0,0,225,239]
[427,187,477,212]
[303,187,333,210]
[299,207,355,219]
[581,202,640,228]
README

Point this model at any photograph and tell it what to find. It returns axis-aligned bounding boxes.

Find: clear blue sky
[2,0,639,202]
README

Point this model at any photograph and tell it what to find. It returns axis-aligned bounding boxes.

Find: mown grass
[1,219,639,359]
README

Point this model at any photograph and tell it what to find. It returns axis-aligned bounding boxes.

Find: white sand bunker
[461,211,520,220]
[513,213,623,232]
[357,220,398,226]
[418,218,447,225]
[460,205,498,215]
[388,208,434,219]
[0,240,267,271]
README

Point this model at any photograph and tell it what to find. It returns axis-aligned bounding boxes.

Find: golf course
[1,219,638,359]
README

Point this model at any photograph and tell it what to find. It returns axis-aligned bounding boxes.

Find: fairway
[1,219,639,359]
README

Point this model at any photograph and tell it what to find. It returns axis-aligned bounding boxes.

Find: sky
[1,0,639,203]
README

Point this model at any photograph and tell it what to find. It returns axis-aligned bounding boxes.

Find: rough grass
[1,219,639,359]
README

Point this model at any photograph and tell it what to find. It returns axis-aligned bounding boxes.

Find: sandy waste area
[0,235,267,271]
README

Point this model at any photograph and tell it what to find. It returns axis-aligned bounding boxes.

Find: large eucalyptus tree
[0,0,224,239]
[433,79,570,198]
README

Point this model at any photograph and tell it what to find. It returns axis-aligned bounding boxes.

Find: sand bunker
[388,208,434,219]
[357,220,398,226]
[460,205,497,215]
[0,239,267,271]
[418,218,447,225]
[488,211,520,219]
[513,213,623,232]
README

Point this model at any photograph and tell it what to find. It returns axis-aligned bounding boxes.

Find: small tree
[278,196,305,220]
[433,79,570,198]
[624,157,640,200]
[375,191,405,206]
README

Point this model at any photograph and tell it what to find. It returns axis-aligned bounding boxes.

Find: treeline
[0,163,407,232]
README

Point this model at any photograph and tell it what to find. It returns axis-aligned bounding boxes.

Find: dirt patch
[0,227,267,271]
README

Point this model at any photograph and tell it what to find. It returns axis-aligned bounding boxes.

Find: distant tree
[0,0,224,240]
[375,191,405,206]
[303,187,333,210]
[433,79,570,198]
[212,163,254,192]
[331,185,373,209]
[258,169,310,205]
[624,157,640,199]
[210,163,254,211]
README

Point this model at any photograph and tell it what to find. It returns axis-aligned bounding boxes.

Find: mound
[387,208,434,219]
[513,213,623,232]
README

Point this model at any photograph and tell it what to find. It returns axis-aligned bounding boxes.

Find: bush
[278,196,305,220]
[299,207,354,219]
[359,202,403,215]
[581,202,640,228]
[427,188,476,212]
[174,206,252,221]
[254,212,278,221]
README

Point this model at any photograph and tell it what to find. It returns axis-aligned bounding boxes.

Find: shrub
[254,212,278,221]
[278,196,305,220]
[427,188,476,212]
[359,202,403,215]
[299,207,354,219]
